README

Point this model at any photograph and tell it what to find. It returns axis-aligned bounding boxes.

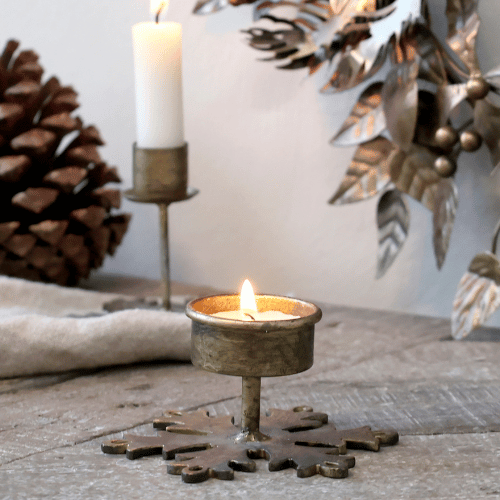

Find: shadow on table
[441,326,500,342]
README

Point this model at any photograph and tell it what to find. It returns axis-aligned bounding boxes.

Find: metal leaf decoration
[484,65,500,93]
[445,0,480,73]
[452,252,500,339]
[194,0,230,14]
[321,45,388,94]
[474,98,500,169]
[432,179,458,269]
[376,189,409,279]
[331,83,385,146]
[381,60,419,151]
[195,0,500,338]
[329,137,403,205]
[436,83,468,126]
[389,144,439,211]
[409,25,448,85]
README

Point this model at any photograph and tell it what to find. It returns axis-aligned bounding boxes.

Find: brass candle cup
[186,294,322,442]
[128,142,188,202]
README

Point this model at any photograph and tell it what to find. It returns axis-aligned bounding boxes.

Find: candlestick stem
[237,376,269,442]
[159,203,171,310]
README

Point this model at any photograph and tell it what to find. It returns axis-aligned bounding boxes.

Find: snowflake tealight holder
[102,292,399,483]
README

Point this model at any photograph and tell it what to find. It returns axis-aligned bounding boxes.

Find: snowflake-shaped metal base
[102,406,398,483]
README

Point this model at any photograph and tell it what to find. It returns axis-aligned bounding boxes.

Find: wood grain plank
[1,430,499,499]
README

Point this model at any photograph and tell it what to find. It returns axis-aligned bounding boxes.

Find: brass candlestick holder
[102,294,398,483]
[124,143,198,310]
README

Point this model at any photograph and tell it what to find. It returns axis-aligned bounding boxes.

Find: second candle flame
[151,0,169,19]
[240,279,257,312]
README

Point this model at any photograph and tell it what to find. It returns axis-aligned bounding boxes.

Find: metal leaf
[331,82,386,146]
[329,0,352,16]
[376,189,410,279]
[484,65,500,93]
[193,0,230,14]
[321,44,388,93]
[381,60,419,151]
[473,97,500,169]
[257,1,331,20]
[406,25,448,85]
[451,252,500,339]
[245,26,307,55]
[432,179,458,269]
[254,0,331,26]
[445,0,480,74]
[241,2,333,69]
[436,83,468,126]
[389,143,441,211]
[330,0,397,29]
[329,137,404,205]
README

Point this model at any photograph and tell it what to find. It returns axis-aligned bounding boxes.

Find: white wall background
[1,0,500,322]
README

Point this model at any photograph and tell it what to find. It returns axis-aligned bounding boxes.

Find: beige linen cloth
[0,276,191,378]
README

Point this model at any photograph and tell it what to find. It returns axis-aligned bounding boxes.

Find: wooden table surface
[1,275,500,499]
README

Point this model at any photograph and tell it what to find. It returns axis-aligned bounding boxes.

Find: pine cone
[0,39,131,286]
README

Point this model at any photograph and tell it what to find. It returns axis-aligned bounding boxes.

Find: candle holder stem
[124,142,198,312]
[237,376,269,442]
[159,203,171,310]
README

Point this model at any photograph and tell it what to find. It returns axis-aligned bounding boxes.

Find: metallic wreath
[194,0,500,339]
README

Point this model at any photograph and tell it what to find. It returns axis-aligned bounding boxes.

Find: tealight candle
[212,279,299,321]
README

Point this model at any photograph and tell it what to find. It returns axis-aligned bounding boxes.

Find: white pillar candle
[132,17,184,148]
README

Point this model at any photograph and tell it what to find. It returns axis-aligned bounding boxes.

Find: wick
[244,312,256,321]
[155,1,165,23]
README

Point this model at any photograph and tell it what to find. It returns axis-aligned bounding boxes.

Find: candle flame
[240,279,257,312]
[151,0,169,19]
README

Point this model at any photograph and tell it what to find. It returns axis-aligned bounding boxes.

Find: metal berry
[434,156,457,178]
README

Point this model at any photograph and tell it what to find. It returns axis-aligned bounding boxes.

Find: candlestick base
[102,406,398,483]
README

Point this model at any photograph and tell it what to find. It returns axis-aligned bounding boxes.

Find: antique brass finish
[459,130,483,152]
[102,407,399,483]
[434,156,457,178]
[124,143,197,310]
[187,294,320,377]
[238,376,270,442]
[131,142,187,200]
[186,293,321,444]
[466,76,490,101]
[102,294,399,482]
[435,126,459,152]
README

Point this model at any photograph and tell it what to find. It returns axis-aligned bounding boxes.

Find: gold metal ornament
[452,222,500,339]
[435,126,459,152]
[466,76,490,101]
[193,0,500,319]
[376,189,410,279]
[459,130,482,152]
[434,156,457,178]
